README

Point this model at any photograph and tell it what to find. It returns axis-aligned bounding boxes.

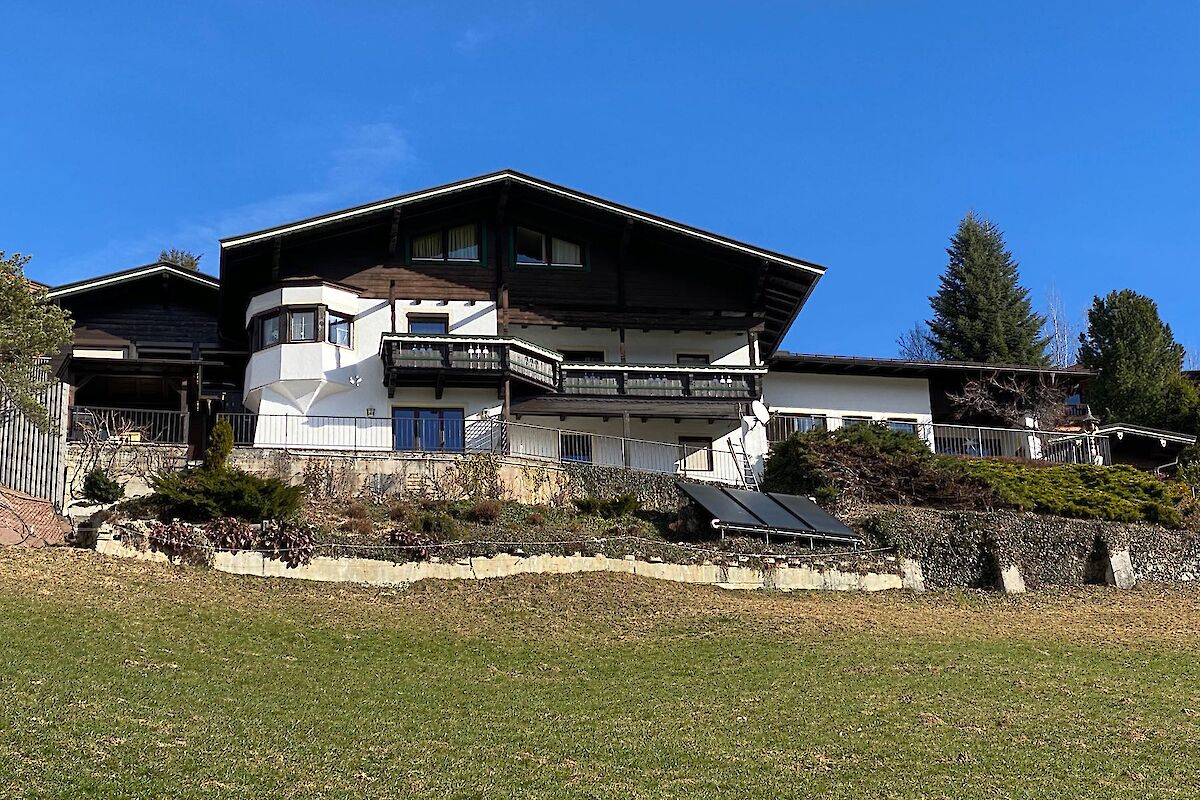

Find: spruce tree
[927,213,1048,365]
[1078,289,1199,430]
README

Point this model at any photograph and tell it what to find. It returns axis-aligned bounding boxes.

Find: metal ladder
[727,440,760,491]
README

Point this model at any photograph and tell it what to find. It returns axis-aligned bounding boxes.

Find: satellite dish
[751,399,771,426]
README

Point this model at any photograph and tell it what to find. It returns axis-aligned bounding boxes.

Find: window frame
[288,308,318,343]
[676,353,711,365]
[679,436,714,472]
[250,306,340,351]
[886,418,919,436]
[407,223,484,265]
[391,407,466,452]
[326,311,353,348]
[512,226,588,270]
[406,313,450,335]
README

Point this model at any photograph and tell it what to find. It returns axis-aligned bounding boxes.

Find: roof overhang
[1098,424,1197,446]
[218,170,826,277]
[769,353,1096,381]
[47,263,219,300]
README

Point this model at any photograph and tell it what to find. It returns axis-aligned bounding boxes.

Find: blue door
[393,408,465,452]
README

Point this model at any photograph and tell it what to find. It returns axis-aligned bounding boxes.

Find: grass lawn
[2,549,1199,799]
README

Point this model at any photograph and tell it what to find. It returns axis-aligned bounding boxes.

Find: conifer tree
[1078,289,1199,430]
[927,213,1048,365]
[0,252,74,430]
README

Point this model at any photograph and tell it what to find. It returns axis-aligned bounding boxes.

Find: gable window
[327,312,352,347]
[677,354,711,365]
[680,437,714,472]
[289,309,317,343]
[411,224,480,263]
[408,314,449,335]
[515,226,584,267]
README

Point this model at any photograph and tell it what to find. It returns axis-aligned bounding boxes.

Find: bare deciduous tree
[948,370,1070,428]
[897,321,938,361]
[1044,286,1079,368]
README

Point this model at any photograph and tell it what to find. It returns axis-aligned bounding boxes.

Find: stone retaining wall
[95,528,907,592]
[865,505,1200,592]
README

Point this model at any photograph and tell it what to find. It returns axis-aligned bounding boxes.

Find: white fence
[766,413,1112,466]
[217,413,746,485]
[0,371,67,507]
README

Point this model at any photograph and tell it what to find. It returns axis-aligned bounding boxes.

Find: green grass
[2,549,1200,798]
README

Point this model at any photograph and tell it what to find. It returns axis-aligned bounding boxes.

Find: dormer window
[515,227,584,268]
[411,224,480,262]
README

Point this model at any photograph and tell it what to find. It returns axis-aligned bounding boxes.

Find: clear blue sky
[3,2,1197,357]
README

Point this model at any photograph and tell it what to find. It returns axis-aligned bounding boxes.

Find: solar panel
[724,487,813,530]
[675,482,762,527]
[676,481,860,544]
[768,492,857,537]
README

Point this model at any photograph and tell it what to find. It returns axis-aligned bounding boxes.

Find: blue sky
[3,2,1197,358]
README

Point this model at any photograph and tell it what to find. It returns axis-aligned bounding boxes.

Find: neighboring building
[1098,424,1196,472]
[45,261,238,450]
[764,354,1101,463]
[215,170,825,481]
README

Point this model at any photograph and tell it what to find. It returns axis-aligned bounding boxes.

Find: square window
[515,227,546,264]
[561,350,606,363]
[680,437,714,472]
[447,225,478,260]
[412,231,444,260]
[289,310,316,342]
[887,419,918,435]
[551,238,582,266]
[260,314,281,348]
[327,312,352,347]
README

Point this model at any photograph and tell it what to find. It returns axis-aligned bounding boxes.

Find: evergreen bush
[81,468,125,504]
[148,468,303,522]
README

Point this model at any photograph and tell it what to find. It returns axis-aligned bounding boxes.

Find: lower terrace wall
[864,506,1200,589]
[228,448,694,511]
[94,526,905,592]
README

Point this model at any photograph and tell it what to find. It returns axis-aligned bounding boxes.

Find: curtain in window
[412,231,443,259]
[447,225,478,260]
[551,238,582,265]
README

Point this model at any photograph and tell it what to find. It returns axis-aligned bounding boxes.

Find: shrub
[388,528,439,560]
[526,510,546,527]
[464,499,502,524]
[416,511,457,538]
[955,460,1182,527]
[339,517,374,536]
[146,517,316,567]
[344,501,370,520]
[81,469,125,504]
[205,418,234,471]
[388,503,412,523]
[149,467,303,523]
[573,494,642,519]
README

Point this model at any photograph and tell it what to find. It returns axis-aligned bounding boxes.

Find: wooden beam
[387,208,402,257]
[389,280,397,332]
[271,237,282,281]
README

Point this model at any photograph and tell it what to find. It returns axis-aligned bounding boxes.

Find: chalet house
[215,170,824,481]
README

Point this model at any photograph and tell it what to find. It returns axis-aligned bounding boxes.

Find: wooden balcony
[380,334,561,396]
[558,364,763,400]
[380,334,765,403]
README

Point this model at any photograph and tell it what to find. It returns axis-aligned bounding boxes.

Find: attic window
[515,227,583,267]
[411,225,480,263]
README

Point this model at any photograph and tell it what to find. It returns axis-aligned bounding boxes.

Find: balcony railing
[67,406,189,445]
[216,413,745,484]
[765,413,1112,466]
[558,364,762,400]
[380,334,560,391]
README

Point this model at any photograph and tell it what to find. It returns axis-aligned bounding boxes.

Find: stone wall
[864,505,1200,590]
[64,441,188,508]
[95,526,907,592]
[228,448,693,511]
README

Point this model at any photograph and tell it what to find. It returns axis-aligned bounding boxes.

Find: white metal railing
[216,413,745,484]
[765,412,1112,466]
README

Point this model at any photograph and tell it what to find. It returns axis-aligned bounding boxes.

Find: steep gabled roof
[218,169,826,276]
[46,261,219,300]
